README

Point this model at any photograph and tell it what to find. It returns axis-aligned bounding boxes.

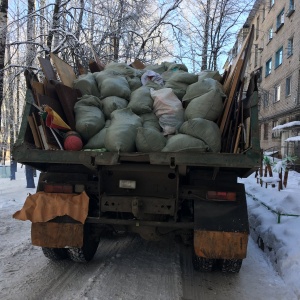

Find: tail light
[206,191,236,201]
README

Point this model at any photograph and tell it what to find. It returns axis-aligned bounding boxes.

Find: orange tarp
[13,191,89,224]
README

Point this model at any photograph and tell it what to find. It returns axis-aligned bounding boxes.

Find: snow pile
[239,169,300,297]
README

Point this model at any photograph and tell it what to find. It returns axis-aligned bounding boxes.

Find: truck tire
[219,259,243,273]
[68,224,99,263]
[42,247,69,260]
[193,254,216,272]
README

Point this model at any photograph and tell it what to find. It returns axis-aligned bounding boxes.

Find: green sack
[105,108,142,152]
[128,86,153,115]
[101,96,128,119]
[162,134,209,152]
[74,95,105,141]
[180,118,221,152]
[73,73,101,97]
[184,89,224,122]
[135,127,166,152]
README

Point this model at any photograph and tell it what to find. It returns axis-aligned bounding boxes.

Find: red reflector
[43,184,73,193]
[206,191,236,201]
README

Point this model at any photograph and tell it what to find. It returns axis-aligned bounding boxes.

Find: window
[286,76,292,96]
[272,121,280,138]
[270,0,275,8]
[263,91,269,107]
[287,0,295,17]
[274,85,281,102]
[262,6,266,20]
[268,27,273,42]
[276,9,284,31]
[265,58,272,76]
[287,38,293,57]
[254,45,258,67]
[275,46,283,68]
[264,123,269,140]
[256,16,260,40]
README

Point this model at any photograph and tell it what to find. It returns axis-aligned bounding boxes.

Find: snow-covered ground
[1,164,300,299]
[239,167,300,298]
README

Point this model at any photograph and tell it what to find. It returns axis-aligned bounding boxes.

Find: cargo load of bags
[72,62,225,153]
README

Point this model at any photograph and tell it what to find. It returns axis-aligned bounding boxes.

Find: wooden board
[50,53,77,88]
[38,94,68,125]
[27,116,42,149]
[53,81,81,130]
[89,59,105,73]
[38,57,57,81]
[130,59,145,69]
[194,230,248,259]
[31,222,83,248]
[219,58,243,135]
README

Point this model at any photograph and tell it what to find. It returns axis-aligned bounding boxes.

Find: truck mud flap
[31,222,83,248]
[194,230,248,259]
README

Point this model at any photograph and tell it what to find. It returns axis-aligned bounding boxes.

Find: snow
[285,136,300,142]
[239,168,300,297]
[272,121,300,131]
[1,164,300,298]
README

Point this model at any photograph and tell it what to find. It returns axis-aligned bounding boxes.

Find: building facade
[233,0,300,158]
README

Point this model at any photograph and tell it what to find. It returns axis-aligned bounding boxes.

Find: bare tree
[0,0,8,133]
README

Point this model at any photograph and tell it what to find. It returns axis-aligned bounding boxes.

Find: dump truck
[12,67,260,273]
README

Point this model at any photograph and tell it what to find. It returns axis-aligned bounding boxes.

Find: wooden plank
[89,59,105,73]
[53,81,81,130]
[32,112,45,149]
[38,57,57,81]
[76,60,88,75]
[219,59,243,134]
[194,230,248,259]
[31,222,83,248]
[50,53,77,88]
[27,116,42,149]
[38,94,68,125]
[130,59,145,69]
[233,125,242,154]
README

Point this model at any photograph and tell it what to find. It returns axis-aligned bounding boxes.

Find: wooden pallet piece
[89,59,105,73]
[38,57,57,81]
[37,94,68,125]
[50,53,77,88]
[219,58,243,135]
[53,81,81,130]
[27,115,42,149]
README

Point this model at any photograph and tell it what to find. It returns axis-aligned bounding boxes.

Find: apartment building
[232,0,300,158]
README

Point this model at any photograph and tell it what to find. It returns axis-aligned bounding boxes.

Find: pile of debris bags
[72,62,226,153]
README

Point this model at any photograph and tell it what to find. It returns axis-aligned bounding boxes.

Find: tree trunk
[46,0,61,57]
[26,0,36,66]
[25,0,36,186]
[201,0,210,71]
[0,0,8,132]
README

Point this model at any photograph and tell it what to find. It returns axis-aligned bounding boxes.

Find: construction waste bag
[74,95,105,141]
[135,127,166,152]
[151,88,184,135]
[105,108,142,152]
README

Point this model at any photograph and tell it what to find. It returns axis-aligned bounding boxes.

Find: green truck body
[12,81,261,271]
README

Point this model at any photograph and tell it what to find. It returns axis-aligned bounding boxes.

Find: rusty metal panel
[194,230,248,259]
[31,222,83,248]
[101,196,175,216]
[100,164,177,199]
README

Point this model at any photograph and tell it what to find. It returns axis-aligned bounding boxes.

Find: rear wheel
[219,259,243,273]
[193,254,216,272]
[68,224,99,263]
[42,247,69,260]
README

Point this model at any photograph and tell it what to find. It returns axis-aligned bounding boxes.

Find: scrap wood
[50,53,77,88]
[89,59,105,73]
[38,57,57,81]
[52,81,81,130]
[130,59,145,70]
